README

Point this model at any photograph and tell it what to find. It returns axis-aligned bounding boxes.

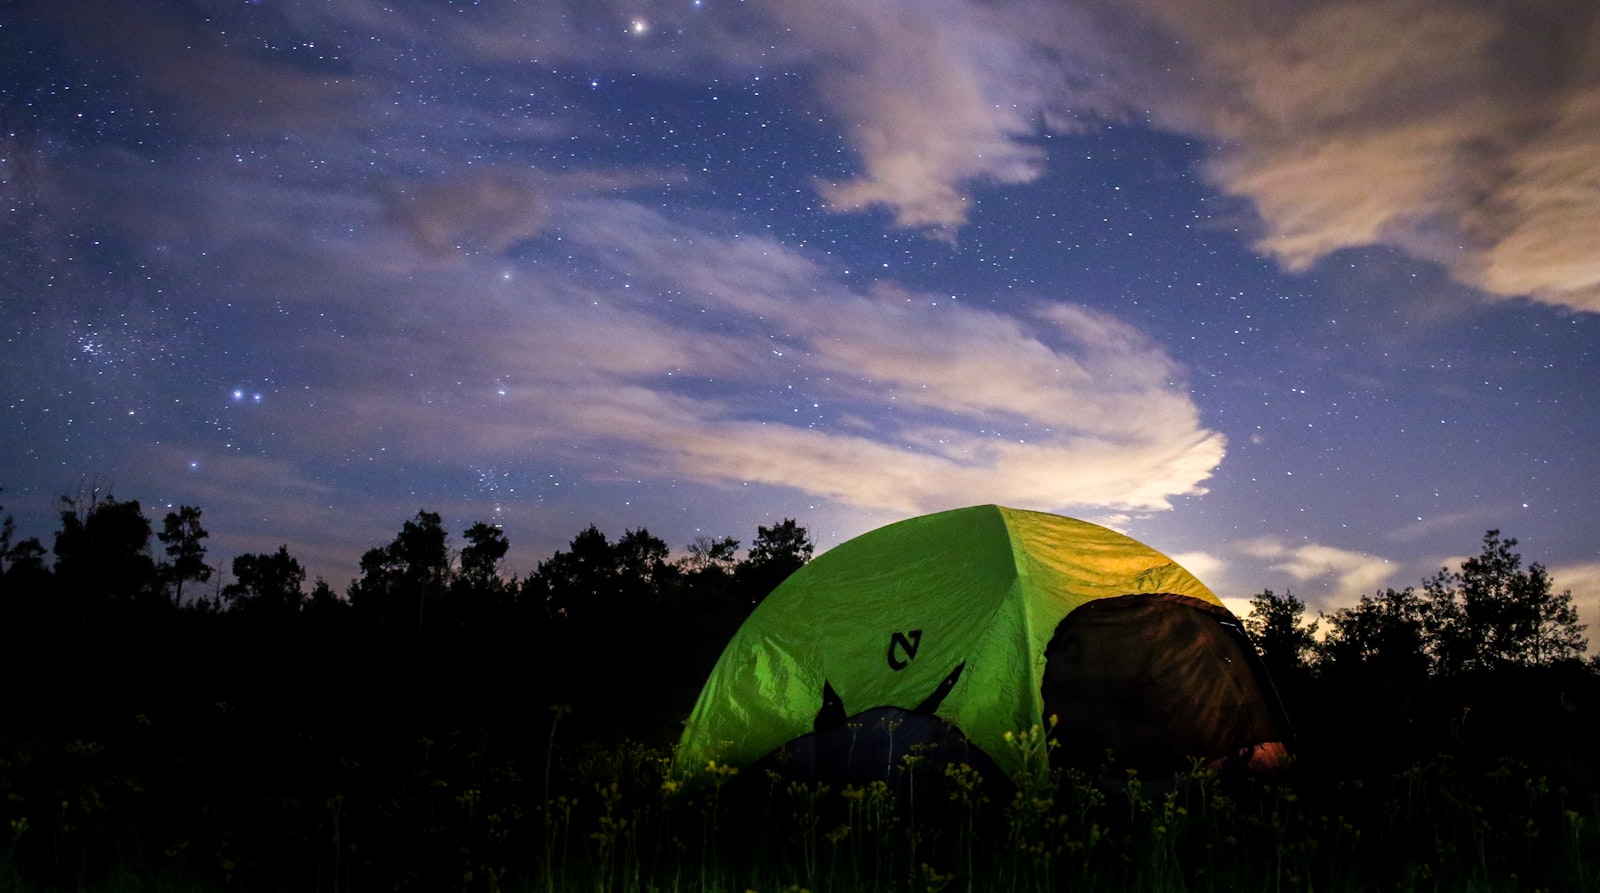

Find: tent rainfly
[676,505,1287,783]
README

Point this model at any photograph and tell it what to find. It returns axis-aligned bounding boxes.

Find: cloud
[659,0,1600,310]
[98,149,1221,527]
[1387,509,1507,544]
[243,190,1227,518]
[535,202,1226,511]
[81,446,378,588]
[1064,0,1600,312]
[1171,551,1259,623]
[1236,536,1396,608]
[618,1,1085,241]
[490,0,1039,237]
[581,403,1225,515]
[830,0,1600,310]
[24,0,365,134]
[782,1,1047,234]
[387,0,1053,236]
[380,172,551,258]
[1169,550,1225,583]
[30,0,1600,312]
[1473,85,1600,309]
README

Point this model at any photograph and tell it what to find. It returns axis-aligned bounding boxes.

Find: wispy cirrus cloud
[82,141,1224,547]
[337,191,1230,515]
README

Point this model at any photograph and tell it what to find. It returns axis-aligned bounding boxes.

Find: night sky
[3,0,1597,626]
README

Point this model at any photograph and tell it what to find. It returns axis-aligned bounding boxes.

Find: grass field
[4,698,1598,893]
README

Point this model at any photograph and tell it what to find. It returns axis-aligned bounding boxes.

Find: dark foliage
[157,505,211,608]
[1242,588,1318,685]
[738,518,814,603]
[224,546,307,614]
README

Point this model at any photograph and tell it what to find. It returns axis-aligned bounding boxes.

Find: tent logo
[887,629,923,670]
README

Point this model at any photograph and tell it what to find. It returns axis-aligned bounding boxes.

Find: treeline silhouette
[1241,529,1596,785]
[0,490,817,888]
[1,488,1597,890]
[1,490,817,740]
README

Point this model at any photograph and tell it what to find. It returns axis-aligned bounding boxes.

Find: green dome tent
[676,505,1287,782]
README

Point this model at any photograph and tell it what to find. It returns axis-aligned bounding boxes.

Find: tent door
[1041,593,1287,773]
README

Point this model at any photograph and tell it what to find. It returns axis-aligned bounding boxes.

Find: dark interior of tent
[746,660,1009,792]
[1042,592,1289,775]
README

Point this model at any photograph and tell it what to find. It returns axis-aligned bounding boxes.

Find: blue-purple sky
[4,0,1597,626]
